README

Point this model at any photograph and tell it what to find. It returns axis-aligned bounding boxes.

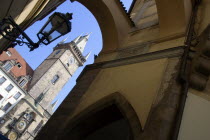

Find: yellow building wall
[178,92,210,140]
[15,0,49,25]
[96,34,185,63]
[71,58,168,128]
[196,0,210,35]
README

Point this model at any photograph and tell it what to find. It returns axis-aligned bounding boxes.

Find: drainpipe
[172,0,201,140]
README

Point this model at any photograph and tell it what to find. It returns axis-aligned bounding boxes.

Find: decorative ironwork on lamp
[0,12,73,51]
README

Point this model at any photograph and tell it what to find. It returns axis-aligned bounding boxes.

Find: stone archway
[71,0,192,53]
[59,92,142,140]
[70,0,134,53]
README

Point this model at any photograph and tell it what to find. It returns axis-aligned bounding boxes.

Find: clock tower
[28,34,91,114]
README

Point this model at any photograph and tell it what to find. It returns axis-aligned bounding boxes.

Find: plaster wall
[15,0,44,24]
[95,33,185,63]
[0,70,25,117]
[149,37,185,52]
[178,92,210,140]
[70,58,168,128]
[196,0,210,35]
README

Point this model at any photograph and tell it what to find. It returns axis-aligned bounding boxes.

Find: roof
[0,48,34,78]
[0,48,34,91]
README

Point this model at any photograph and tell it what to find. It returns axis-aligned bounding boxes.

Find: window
[16,62,22,68]
[2,102,12,112]
[33,120,44,135]
[24,112,36,121]
[0,76,6,85]
[3,62,13,71]
[35,93,44,105]
[51,75,59,85]
[54,50,61,56]
[0,94,3,100]
[13,92,21,100]
[6,50,12,56]
[5,84,14,92]
[28,75,32,81]
[19,79,27,87]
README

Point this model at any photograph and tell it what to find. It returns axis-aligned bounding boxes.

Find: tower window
[3,62,13,71]
[0,76,6,85]
[19,79,27,87]
[6,50,12,56]
[13,92,22,100]
[51,75,59,85]
[5,84,14,92]
[28,75,32,81]
[33,120,44,135]
[54,50,61,56]
[35,93,44,106]
[2,102,12,112]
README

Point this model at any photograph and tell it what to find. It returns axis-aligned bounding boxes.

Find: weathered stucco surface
[70,58,168,128]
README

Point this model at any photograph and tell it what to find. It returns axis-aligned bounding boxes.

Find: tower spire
[51,99,59,110]
[85,51,91,60]
[58,35,69,44]
[74,32,91,53]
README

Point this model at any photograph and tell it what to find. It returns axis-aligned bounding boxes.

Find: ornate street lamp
[0,12,73,51]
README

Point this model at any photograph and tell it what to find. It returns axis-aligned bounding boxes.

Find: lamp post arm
[0,12,72,52]
[6,16,37,47]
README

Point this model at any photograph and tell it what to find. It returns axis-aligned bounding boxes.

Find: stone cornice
[77,46,184,82]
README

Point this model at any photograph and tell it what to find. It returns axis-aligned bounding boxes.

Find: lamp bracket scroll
[0,12,73,52]
[0,16,37,50]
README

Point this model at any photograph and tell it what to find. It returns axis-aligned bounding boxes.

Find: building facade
[0,34,90,140]
[0,69,26,118]
[0,48,34,117]
[35,0,210,140]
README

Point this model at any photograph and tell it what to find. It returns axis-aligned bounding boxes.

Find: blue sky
[16,0,133,110]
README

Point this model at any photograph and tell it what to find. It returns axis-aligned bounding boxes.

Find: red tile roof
[0,48,34,90]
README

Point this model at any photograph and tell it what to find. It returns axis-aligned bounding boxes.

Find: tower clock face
[69,57,75,64]
[8,131,18,140]
[16,120,27,131]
